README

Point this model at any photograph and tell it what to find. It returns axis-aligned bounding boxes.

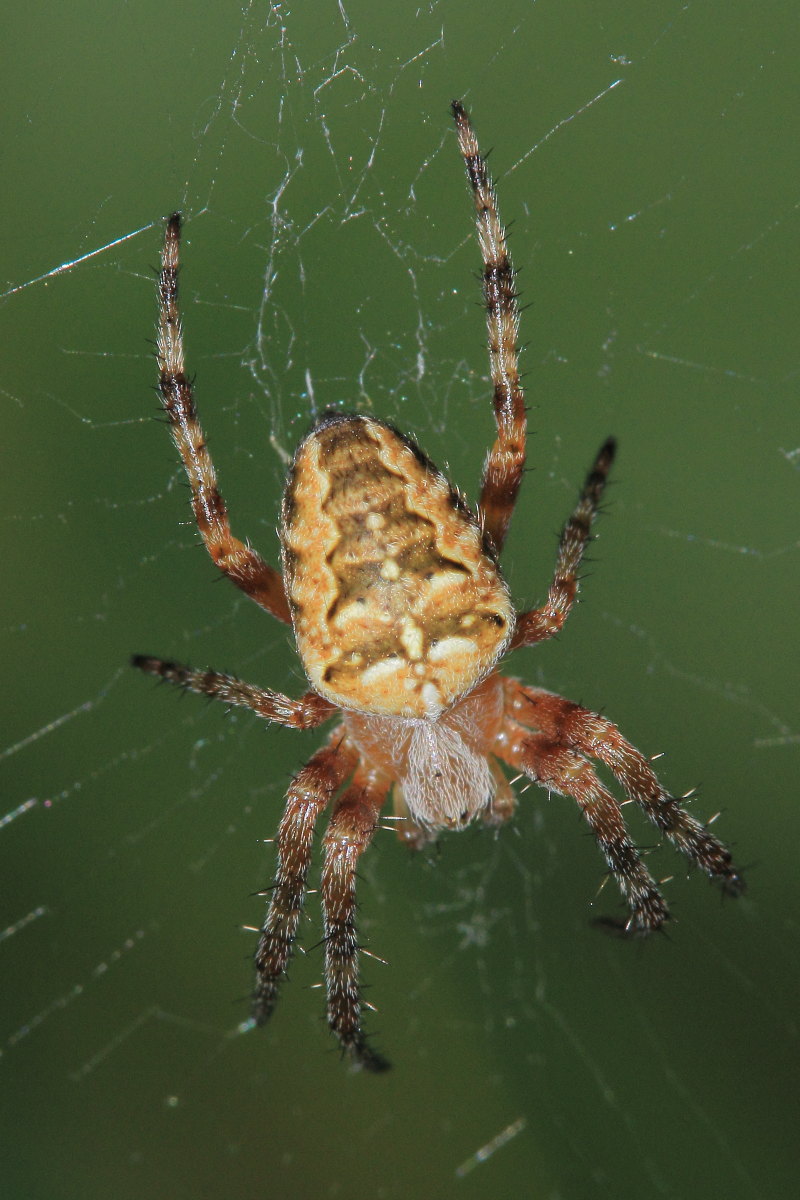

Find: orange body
[281,413,513,719]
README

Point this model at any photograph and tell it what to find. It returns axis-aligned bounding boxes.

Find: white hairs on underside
[402,720,494,830]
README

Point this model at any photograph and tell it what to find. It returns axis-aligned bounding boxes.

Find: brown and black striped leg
[131,655,336,729]
[157,214,291,623]
[252,735,358,1025]
[452,101,527,555]
[510,683,745,896]
[321,767,391,1072]
[512,438,616,648]
[500,728,670,934]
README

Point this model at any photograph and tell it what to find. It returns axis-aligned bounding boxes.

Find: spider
[133,101,744,1073]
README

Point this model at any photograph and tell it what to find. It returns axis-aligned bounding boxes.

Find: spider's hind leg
[156,214,291,624]
[511,437,616,649]
[452,100,527,555]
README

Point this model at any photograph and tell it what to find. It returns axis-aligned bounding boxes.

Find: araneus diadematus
[134,102,744,1072]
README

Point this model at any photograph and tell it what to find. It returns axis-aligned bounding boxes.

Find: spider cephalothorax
[134,101,744,1072]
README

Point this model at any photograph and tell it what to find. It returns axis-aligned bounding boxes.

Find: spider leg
[252,734,358,1025]
[498,724,670,933]
[321,768,391,1072]
[511,438,616,649]
[157,214,291,624]
[131,655,335,729]
[452,101,526,556]
[508,682,745,895]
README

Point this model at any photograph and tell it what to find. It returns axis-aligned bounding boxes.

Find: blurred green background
[2,2,797,1198]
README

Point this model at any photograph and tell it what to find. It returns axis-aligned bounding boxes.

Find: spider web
[2,2,797,1197]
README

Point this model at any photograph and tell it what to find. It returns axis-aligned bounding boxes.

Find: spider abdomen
[281,412,514,718]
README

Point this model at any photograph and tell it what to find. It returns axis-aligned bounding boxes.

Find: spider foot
[597,870,671,938]
[593,915,645,939]
[251,978,282,1027]
[625,885,671,936]
[593,894,671,940]
[338,1030,391,1074]
[717,865,747,899]
[252,928,295,1025]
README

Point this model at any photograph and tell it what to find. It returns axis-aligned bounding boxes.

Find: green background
[2,3,797,1198]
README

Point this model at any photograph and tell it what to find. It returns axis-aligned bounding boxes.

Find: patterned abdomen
[281,413,513,717]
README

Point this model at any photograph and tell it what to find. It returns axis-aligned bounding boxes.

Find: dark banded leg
[131,655,336,729]
[321,769,391,1072]
[452,101,527,555]
[512,438,616,648]
[157,214,291,623]
[501,729,669,933]
[252,735,358,1024]
[509,682,745,896]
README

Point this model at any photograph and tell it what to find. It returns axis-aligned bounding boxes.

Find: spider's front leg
[321,767,391,1072]
[252,735,358,1025]
[499,725,670,933]
[509,682,745,898]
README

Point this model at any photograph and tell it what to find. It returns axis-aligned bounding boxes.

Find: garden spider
[133,101,745,1072]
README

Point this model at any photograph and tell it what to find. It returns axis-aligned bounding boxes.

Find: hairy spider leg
[452,100,527,556]
[508,682,746,895]
[252,736,358,1024]
[157,214,291,623]
[321,768,391,1072]
[512,438,616,649]
[498,723,671,933]
[130,656,335,729]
